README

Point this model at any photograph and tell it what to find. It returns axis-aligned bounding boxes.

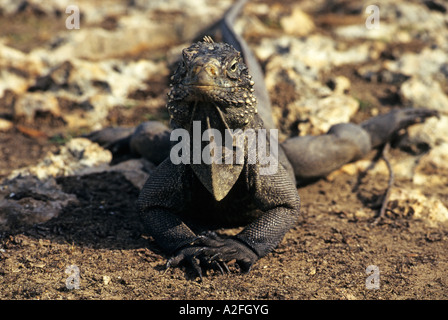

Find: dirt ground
[1,156,447,300]
[1,3,448,301]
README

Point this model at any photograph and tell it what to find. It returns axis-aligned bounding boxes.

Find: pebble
[13,92,61,122]
[0,119,13,131]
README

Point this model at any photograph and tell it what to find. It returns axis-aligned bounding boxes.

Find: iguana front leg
[137,159,198,253]
[137,159,255,279]
[170,164,301,276]
[138,159,300,278]
[236,164,301,258]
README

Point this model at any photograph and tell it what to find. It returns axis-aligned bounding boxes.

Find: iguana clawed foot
[165,231,258,280]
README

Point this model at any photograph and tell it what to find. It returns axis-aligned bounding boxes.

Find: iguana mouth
[184,84,237,89]
[179,84,240,104]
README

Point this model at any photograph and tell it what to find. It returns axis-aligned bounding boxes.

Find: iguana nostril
[205,65,218,77]
[190,62,220,86]
[192,66,202,77]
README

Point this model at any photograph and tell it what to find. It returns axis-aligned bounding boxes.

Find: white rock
[379,1,446,31]
[0,0,24,15]
[335,23,398,41]
[8,138,112,181]
[0,42,46,97]
[34,58,165,100]
[296,94,360,135]
[388,188,448,226]
[255,35,374,76]
[30,24,171,63]
[280,7,315,36]
[0,118,13,131]
[399,77,448,111]
[0,70,30,98]
[13,92,60,122]
[406,116,448,147]
[30,0,230,64]
[385,48,448,80]
[418,141,448,172]
[26,57,167,130]
[326,76,351,95]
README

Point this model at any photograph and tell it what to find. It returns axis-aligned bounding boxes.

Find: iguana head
[166,37,260,201]
[167,37,258,130]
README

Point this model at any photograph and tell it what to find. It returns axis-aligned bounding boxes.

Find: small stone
[327,76,351,95]
[279,6,315,36]
[388,188,448,226]
[7,138,112,181]
[399,77,448,111]
[0,118,13,132]
[13,92,60,122]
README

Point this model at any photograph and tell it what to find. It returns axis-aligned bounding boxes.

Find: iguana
[88,0,438,278]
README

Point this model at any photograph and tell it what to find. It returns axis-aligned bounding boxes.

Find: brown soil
[2,162,447,300]
[1,3,447,302]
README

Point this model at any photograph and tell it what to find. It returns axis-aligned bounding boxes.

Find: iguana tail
[220,0,275,130]
[281,108,439,180]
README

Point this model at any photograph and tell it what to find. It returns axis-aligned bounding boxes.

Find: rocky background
[0,0,447,300]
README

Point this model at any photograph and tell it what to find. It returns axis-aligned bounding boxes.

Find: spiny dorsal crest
[203,35,214,43]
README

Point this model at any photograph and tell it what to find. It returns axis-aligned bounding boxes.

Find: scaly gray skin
[137,38,300,278]
[86,0,439,278]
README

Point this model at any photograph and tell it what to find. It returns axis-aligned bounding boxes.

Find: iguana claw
[166,246,205,281]
[164,231,258,279]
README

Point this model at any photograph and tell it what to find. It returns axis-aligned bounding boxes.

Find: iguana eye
[227,60,239,79]
[229,61,238,72]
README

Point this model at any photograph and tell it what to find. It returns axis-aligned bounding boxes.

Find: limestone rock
[326,76,351,95]
[388,188,448,226]
[416,141,448,173]
[8,138,112,181]
[385,48,448,80]
[0,118,13,131]
[255,35,374,74]
[399,77,448,111]
[280,7,315,36]
[295,94,360,135]
[0,42,45,97]
[379,1,446,33]
[335,23,400,42]
[26,58,166,130]
[0,0,71,16]
[13,92,61,122]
